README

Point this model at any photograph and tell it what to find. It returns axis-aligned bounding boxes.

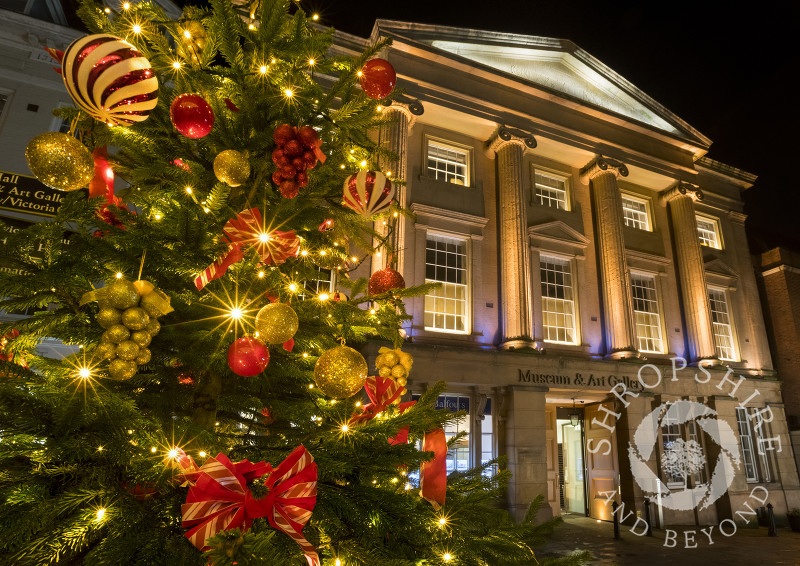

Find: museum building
[337,21,800,526]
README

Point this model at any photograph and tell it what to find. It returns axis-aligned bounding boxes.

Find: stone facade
[343,21,800,526]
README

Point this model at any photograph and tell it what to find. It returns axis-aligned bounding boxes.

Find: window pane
[434,394,470,473]
[540,256,576,344]
[622,196,650,231]
[631,274,663,353]
[427,142,468,185]
[708,288,735,360]
[697,217,721,249]
[424,234,468,333]
[534,172,568,210]
[736,407,759,482]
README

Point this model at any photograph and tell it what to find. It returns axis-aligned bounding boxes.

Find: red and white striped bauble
[61,34,158,127]
[342,170,395,218]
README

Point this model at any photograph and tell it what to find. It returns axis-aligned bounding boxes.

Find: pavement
[536,514,800,565]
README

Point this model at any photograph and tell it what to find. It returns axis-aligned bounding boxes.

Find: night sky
[314,0,799,253]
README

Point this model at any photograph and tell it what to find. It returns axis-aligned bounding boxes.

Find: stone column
[581,157,637,358]
[661,182,718,364]
[372,105,415,275]
[504,385,551,522]
[490,132,534,349]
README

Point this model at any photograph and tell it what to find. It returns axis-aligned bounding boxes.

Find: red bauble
[280,180,299,199]
[296,171,309,187]
[272,170,284,185]
[297,126,320,148]
[273,123,295,145]
[170,94,214,138]
[284,139,302,157]
[227,336,270,377]
[360,59,396,100]
[368,267,406,295]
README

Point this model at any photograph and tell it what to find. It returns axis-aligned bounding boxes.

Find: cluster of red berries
[271,124,322,198]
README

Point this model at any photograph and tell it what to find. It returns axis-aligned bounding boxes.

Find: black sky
[316,0,800,252]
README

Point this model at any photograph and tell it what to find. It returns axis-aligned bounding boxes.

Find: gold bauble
[396,376,407,387]
[390,364,407,379]
[140,289,170,318]
[313,345,367,399]
[25,132,94,191]
[106,280,140,310]
[135,348,151,365]
[122,307,150,330]
[116,340,140,361]
[96,342,117,360]
[131,330,151,347]
[213,150,250,187]
[146,319,161,336]
[378,366,391,378]
[102,324,130,344]
[96,307,122,329]
[108,358,137,380]
[254,303,298,344]
[381,351,399,367]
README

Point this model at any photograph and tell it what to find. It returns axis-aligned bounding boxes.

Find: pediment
[528,220,589,248]
[373,21,710,145]
[704,257,739,280]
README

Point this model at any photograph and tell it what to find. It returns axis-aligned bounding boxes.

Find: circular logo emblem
[628,400,740,511]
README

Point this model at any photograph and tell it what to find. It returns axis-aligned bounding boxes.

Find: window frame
[539,253,579,345]
[707,285,738,362]
[423,136,472,187]
[0,88,14,135]
[696,214,723,250]
[423,232,471,335]
[630,270,665,354]
[532,168,571,211]
[620,192,653,231]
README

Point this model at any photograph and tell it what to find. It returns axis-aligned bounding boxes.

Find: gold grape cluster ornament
[81,279,173,380]
[375,346,413,396]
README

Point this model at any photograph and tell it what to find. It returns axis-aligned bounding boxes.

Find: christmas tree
[0,1,590,564]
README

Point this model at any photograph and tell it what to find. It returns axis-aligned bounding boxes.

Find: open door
[545,406,560,515]
[585,402,619,521]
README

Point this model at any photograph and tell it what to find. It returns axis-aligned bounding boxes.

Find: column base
[500,338,538,351]
[605,348,639,360]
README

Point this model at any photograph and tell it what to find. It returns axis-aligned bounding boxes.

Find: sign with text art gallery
[0,171,66,217]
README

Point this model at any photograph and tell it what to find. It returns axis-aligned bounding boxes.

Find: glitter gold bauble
[116,340,140,361]
[381,351,399,367]
[396,376,407,387]
[254,303,298,344]
[106,280,140,309]
[313,345,367,399]
[135,348,151,365]
[146,319,161,336]
[25,132,94,191]
[96,307,123,329]
[213,150,250,187]
[102,324,130,344]
[96,342,117,360]
[121,307,150,330]
[131,330,151,347]
[108,358,137,380]
[390,364,407,379]
[140,289,170,318]
[378,366,391,378]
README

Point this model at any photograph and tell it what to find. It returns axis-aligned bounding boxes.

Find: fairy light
[199,451,206,458]
[341,424,349,432]
[393,212,399,217]
[167,448,179,459]
[258,271,265,278]
[340,164,345,169]
[172,61,182,69]
[122,1,130,9]
[391,477,398,483]
[369,309,376,315]
[77,367,91,379]
[183,29,192,39]
[308,58,315,66]
[96,508,107,521]
[438,517,447,526]
[312,13,319,20]
[355,401,361,407]
[132,24,142,33]
[308,384,314,389]
[258,232,270,243]
[357,71,363,77]
[259,65,268,74]
[360,160,367,167]
[150,446,157,453]
[300,250,309,256]
[443,553,452,562]
[405,483,412,490]
[97,446,103,452]
[248,23,255,30]
[318,293,329,301]
[377,105,383,112]
[319,250,327,256]
[284,88,294,98]
[185,186,192,194]
[351,256,359,262]
[115,272,123,279]
[385,171,392,177]
[288,283,298,292]
[302,352,309,358]
[228,306,244,320]
[203,207,210,213]
[271,58,276,64]
[154,213,162,220]
[104,7,110,12]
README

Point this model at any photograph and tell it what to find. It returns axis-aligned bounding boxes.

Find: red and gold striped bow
[182,446,319,566]
[350,375,415,444]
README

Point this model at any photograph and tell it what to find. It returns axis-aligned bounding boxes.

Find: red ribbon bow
[350,375,415,444]
[195,208,301,290]
[182,446,319,566]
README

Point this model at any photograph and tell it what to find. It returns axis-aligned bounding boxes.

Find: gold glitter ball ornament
[131,330,151,347]
[106,280,140,310]
[135,348,151,365]
[25,132,94,191]
[140,289,171,318]
[96,342,117,360]
[254,302,298,344]
[102,324,130,344]
[108,358,137,380]
[116,340,140,361]
[213,150,250,187]
[121,307,150,330]
[313,345,368,399]
[146,319,161,336]
[96,307,123,329]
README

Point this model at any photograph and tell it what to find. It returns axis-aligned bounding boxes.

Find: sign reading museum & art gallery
[0,171,66,217]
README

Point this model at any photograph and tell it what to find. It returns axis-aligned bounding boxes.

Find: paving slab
[537,514,800,565]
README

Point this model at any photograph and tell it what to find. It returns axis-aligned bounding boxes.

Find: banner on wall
[0,171,66,217]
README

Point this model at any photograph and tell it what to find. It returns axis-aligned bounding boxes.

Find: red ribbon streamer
[182,446,319,566]
[350,375,414,444]
[195,208,300,290]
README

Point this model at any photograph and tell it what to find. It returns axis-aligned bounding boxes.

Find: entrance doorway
[557,416,586,515]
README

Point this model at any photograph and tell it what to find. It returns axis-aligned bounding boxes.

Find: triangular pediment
[705,257,739,279]
[373,21,710,145]
[529,221,589,248]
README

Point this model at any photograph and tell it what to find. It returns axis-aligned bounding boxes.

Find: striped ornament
[61,34,158,127]
[342,170,395,218]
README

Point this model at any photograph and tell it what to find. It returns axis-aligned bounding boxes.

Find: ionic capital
[579,156,629,184]
[660,181,704,205]
[380,101,419,129]
[486,126,537,154]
